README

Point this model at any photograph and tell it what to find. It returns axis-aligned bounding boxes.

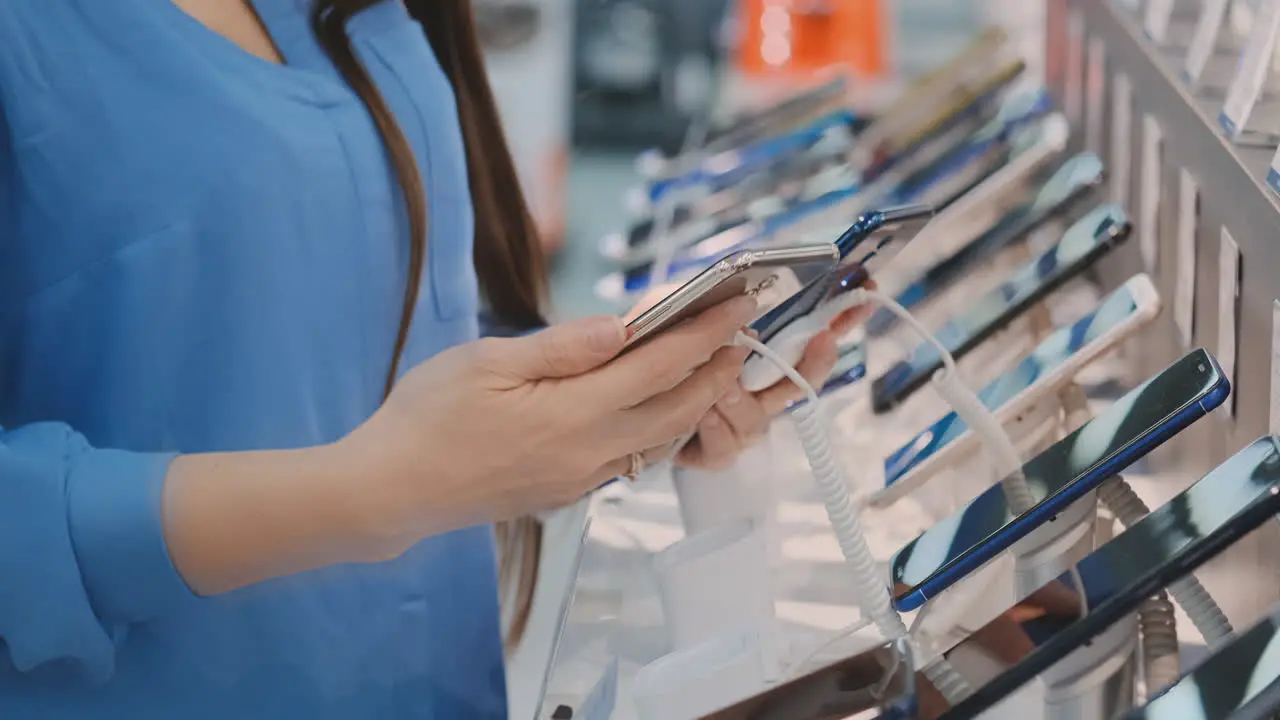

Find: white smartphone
[622,244,840,352]
[866,273,1161,509]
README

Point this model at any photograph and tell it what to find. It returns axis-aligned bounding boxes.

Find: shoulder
[0,1,77,97]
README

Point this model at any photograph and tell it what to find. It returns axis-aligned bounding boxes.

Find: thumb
[503,316,628,380]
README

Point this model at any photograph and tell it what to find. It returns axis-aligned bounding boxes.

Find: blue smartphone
[700,638,916,719]
[647,109,862,204]
[1129,600,1280,720]
[867,152,1105,337]
[879,275,1160,495]
[750,204,936,343]
[938,435,1280,719]
[870,203,1131,414]
[889,348,1230,612]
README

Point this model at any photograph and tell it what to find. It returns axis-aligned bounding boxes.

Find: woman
[0,1,851,717]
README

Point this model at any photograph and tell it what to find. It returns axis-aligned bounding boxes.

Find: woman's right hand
[343,296,757,552]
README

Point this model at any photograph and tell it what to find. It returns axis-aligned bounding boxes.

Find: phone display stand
[1040,614,1141,720]
[652,518,782,681]
[672,442,782,565]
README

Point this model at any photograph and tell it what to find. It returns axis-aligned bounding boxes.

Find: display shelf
[1046,0,1280,629]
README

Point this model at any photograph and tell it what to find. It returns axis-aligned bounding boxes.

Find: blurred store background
[480,0,1043,318]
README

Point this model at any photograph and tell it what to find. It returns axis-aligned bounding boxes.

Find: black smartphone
[870,203,1131,414]
[867,152,1105,337]
[890,349,1230,612]
[936,436,1280,720]
[699,638,916,719]
[1129,602,1280,720]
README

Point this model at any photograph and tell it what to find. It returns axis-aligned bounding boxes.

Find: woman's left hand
[674,292,874,471]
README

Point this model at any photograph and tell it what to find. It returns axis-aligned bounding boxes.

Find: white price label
[1066,10,1086,125]
[1139,115,1164,271]
[1186,0,1231,84]
[1086,37,1107,156]
[1271,300,1280,435]
[1220,0,1280,139]
[1218,228,1241,418]
[1145,0,1176,42]
[1175,170,1199,347]
[1111,74,1134,208]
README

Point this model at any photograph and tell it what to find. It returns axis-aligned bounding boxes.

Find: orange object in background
[735,0,888,79]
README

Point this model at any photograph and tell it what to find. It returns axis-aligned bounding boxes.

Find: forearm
[163,443,383,596]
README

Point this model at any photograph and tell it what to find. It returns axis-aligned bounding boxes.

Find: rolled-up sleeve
[0,422,192,684]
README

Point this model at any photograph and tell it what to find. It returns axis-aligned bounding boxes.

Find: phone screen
[889,350,1226,611]
[699,639,916,720]
[866,152,1104,337]
[935,437,1280,720]
[870,204,1130,413]
[883,281,1143,486]
[1133,602,1280,720]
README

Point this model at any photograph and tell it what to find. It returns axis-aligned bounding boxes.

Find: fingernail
[586,316,626,353]
[723,386,743,405]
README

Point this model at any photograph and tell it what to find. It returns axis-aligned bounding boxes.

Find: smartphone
[870,203,1131,414]
[644,24,1006,180]
[858,58,1027,182]
[698,638,916,719]
[622,244,840,351]
[680,75,853,162]
[1129,601,1280,720]
[936,435,1280,720]
[888,349,1229,612]
[871,274,1161,507]
[867,152,1106,337]
[644,110,861,207]
[884,90,1054,207]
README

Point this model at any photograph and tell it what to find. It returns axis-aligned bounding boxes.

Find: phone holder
[632,629,772,720]
[653,518,782,679]
[672,443,782,564]
[1040,614,1140,720]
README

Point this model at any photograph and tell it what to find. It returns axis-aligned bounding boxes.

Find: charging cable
[735,331,973,703]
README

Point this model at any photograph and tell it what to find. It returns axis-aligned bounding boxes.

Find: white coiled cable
[736,321,975,704]
[1095,476,1233,646]
[1137,592,1181,696]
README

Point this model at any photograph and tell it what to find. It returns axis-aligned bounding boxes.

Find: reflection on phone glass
[1133,600,1280,720]
[883,281,1141,485]
[890,350,1227,611]
[867,152,1103,337]
[937,437,1280,720]
[871,203,1130,413]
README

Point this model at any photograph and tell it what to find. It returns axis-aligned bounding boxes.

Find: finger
[714,383,769,440]
[624,282,682,323]
[589,295,758,408]
[829,304,872,336]
[757,330,840,415]
[676,412,740,471]
[610,344,750,451]
[489,316,627,380]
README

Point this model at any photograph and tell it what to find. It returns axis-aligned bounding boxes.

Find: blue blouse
[0,0,507,716]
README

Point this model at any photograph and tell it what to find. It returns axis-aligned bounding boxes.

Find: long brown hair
[312,0,547,652]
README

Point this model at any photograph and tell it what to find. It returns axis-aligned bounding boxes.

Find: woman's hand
[674,282,876,471]
[342,297,758,554]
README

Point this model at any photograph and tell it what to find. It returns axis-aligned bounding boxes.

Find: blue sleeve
[0,16,195,685]
[0,423,193,684]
